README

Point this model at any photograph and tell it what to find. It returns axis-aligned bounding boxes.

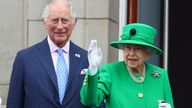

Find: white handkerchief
[80,69,88,75]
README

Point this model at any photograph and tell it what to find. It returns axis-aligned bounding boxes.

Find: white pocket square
[80,69,88,75]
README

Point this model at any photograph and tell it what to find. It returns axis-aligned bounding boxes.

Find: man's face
[44,3,74,47]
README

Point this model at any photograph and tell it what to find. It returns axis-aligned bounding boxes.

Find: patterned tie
[56,48,68,104]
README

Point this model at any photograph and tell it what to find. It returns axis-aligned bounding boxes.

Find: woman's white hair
[41,0,77,23]
[118,44,154,55]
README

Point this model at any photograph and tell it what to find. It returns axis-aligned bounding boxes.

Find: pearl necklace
[127,65,146,83]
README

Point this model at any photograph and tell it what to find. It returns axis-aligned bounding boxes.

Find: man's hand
[88,40,103,76]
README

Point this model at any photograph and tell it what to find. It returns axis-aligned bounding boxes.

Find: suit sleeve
[80,65,111,107]
[7,52,25,108]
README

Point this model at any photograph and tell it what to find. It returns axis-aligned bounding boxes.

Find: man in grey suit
[7,0,105,108]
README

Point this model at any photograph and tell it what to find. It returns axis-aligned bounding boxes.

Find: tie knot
[57,48,63,56]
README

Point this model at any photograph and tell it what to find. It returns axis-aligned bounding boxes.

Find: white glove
[158,100,171,108]
[88,40,103,76]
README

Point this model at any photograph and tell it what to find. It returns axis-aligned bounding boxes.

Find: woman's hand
[88,40,103,76]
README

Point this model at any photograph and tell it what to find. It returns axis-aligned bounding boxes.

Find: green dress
[80,62,174,108]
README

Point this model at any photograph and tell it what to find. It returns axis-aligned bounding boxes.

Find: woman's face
[123,44,149,69]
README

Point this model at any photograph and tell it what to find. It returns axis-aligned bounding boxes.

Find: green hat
[110,23,162,54]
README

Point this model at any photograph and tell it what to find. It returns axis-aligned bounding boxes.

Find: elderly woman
[80,23,174,108]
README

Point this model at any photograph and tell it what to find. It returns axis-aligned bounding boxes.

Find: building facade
[0,0,119,106]
[0,0,166,107]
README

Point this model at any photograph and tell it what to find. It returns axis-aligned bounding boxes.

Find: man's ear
[71,18,77,30]
[71,23,75,30]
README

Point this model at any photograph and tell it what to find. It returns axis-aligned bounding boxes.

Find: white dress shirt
[47,36,69,73]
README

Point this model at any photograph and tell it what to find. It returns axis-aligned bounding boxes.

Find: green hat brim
[110,40,162,55]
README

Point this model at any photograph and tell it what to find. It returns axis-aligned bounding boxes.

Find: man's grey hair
[41,0,77,23]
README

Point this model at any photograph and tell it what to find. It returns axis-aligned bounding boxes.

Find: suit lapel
[35,39,58,91]
[65,42,81,92]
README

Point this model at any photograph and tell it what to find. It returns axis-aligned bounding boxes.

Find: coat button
[83,79,87,85]
[138,93,143,98]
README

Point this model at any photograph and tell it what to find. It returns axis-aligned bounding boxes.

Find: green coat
[80,62,174,108]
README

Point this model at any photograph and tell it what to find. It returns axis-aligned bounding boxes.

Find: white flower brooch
[151,71,161,78]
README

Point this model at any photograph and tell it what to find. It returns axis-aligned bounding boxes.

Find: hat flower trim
[121,34,130,40]
[121,28,136,40]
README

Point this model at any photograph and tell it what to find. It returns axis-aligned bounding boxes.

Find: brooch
[151,71,161,78]
[75,53,80,58]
